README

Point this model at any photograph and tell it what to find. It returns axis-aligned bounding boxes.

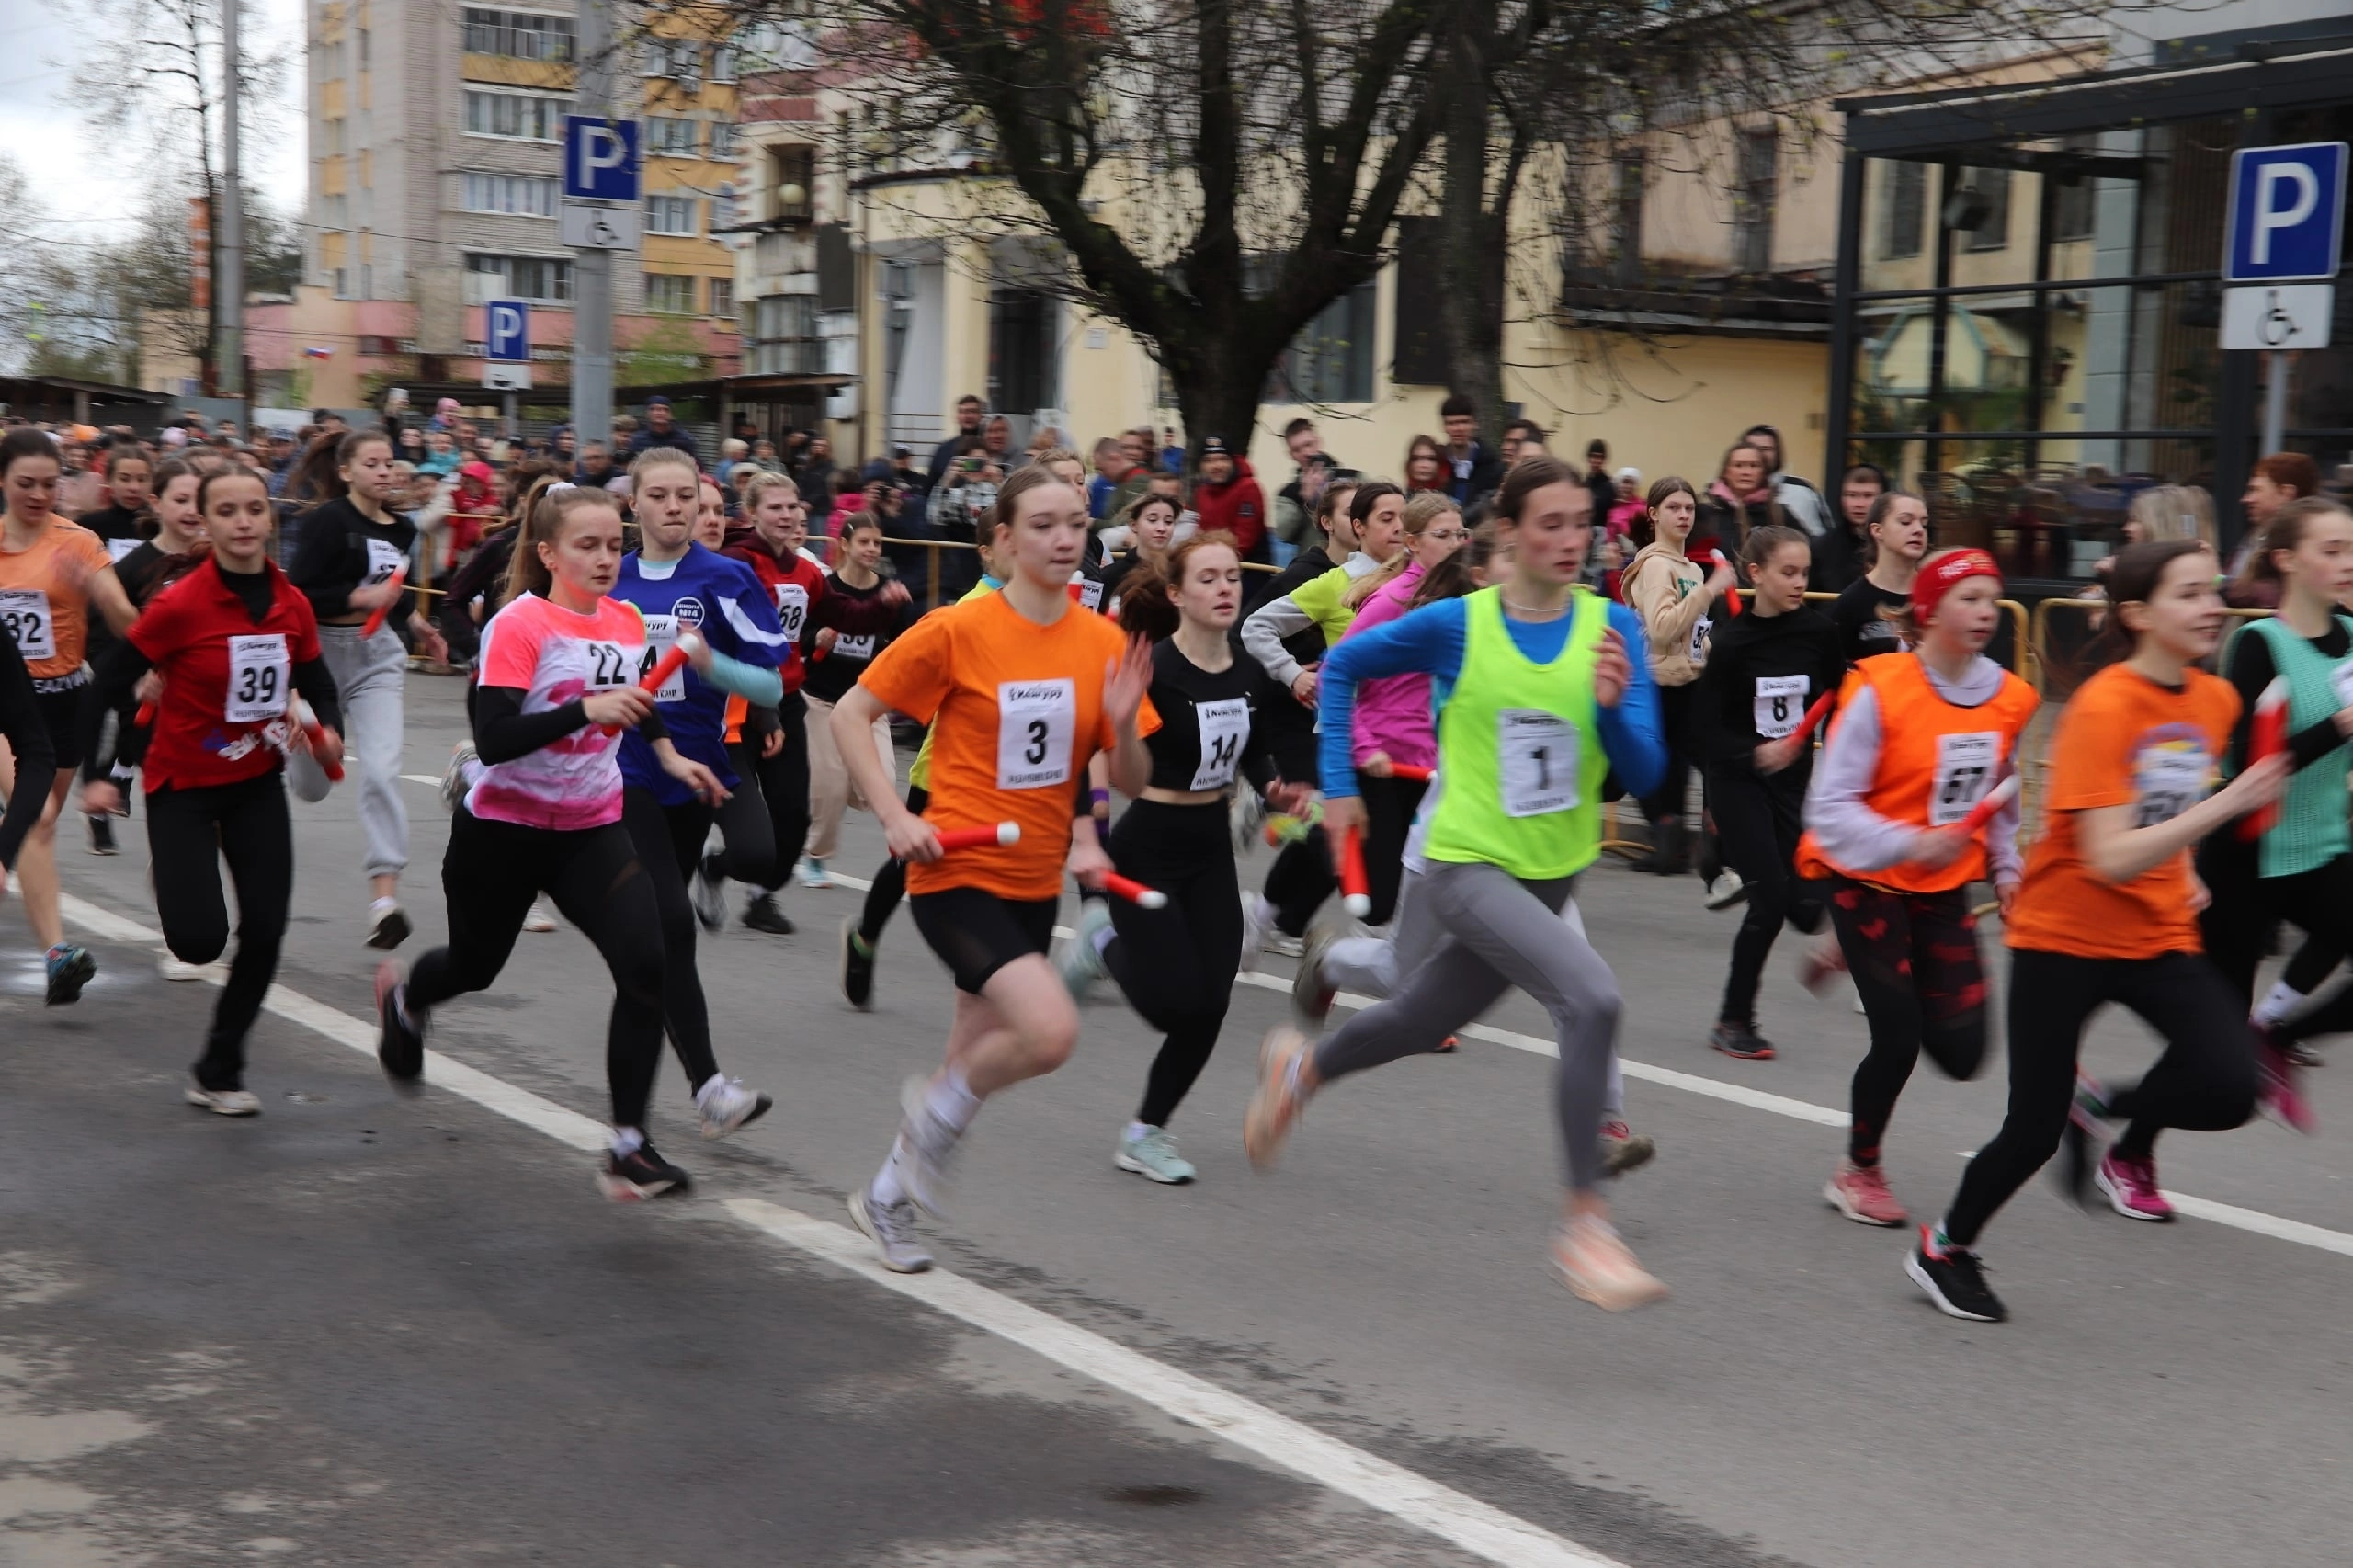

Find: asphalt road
[6,672,2347,1567]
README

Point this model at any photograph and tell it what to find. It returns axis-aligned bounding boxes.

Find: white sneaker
[522,898,559,933]
[158,953,221,983]
[848,1188,933,1274]
[694,1075,773,1140]
[1237,892,1275,974]
[185,1083,262,1117]
[1056,901,1114,999]
[801,857,833,889]
[1264,930,1305,959]
[689,829,728,933]
[1703,869,1747,911]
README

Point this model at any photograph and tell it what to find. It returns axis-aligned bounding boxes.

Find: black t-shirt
[77,504,150,555]
[1142,636,1278,795]
[1688,603,1847,768]
[287,496,418,620]
[113,541,201,608]
[801,573,893,704]
[1833,575,1908,665]
[1075,551,1156,619]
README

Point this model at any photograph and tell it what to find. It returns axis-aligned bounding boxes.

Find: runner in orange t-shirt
[825,465,1157,1273]
[1908,541,2286,1324]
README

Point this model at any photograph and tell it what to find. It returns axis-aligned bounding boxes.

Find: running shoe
[522,898,559,933]
[184,1083,261,1117]
[158,953,219,983]
[1795,940,1847,996]
[1116,1125,1197,1185]
[839,918,877,1010]
[801,856,832,889]
[1702,869,1747,910]
[43,945,95,1007]
[743,894,794,936]
[1906,1228,2006,1323]
[2056,1070,2109,1208]
[1056,900,1114,999]
[1552,1214,1670,1312]
[1824,1159,1908,1226]
[1229,789,1267,855]
[690,835,728,933]
[1433,1034,1459,1053]
[1243,1025,1313,1171]
[2255,1033,2318,1134]
[2282,1039,2324,1070]
[86,814,118,856]
[1599,1119,1656,1176]
[848,1187,933,1273]
[1291,926,1337,1024]
[374,960,425,1082]
[1236,892,1275,974]
[1264,930,1305,960]
[1708,1020,1777,1061]
[2094,1150,2172,1221]
[367,901,412,951]
[694,1076,773,1140]
[892,1075,961,1216]
[597,1142,691,1201]
[438,740,478,813]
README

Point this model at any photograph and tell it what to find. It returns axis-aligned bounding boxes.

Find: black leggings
[1356,772,1427,928]
[1826,878,1988,1165]
[1104,799,1245,1128]
[1263,827,1336,938]
[1705,761,1822,1026]
[1943,949,2256,1246]
[1638,680,1698,829]
[407,809,667,1130]
[2200,841,2353,1047]
[147,774,293,1091]
[620,787,722,1093]
[856,783,929,945]
[733,698,809,894]
[711,747,778,889]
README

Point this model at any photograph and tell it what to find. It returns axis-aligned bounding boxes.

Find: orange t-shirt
[2004,663,2237,959]
[858,590,1159,901]
[0,522,114,682]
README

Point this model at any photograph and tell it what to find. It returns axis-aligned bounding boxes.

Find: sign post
[2223,142,2347,455]
[563,32,638,457]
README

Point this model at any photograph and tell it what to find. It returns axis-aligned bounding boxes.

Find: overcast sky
[0,0,305,243]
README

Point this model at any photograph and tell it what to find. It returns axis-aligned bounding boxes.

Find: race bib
[224,633,290,723]
[1189,697,1250,791]
[997,679,1076,790]
[363,537,406,586]
[2133,741,2211,829]
[832,632,877,663]
[772,583,810,642]
[1498,709,1578,818]
[639,614,688,702]
[1928,731,2000,826]
[107,538,140,563]
[0,589,54,663]
[1754,675,1809,741]
[1074,577,1107,614]
[1688,615,1711,665]
[582,639,640,691]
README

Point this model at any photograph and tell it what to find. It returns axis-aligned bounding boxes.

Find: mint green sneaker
[1115,1126,1197,1185]
[1057,900,1115,999]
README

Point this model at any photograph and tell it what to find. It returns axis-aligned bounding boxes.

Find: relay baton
[1791,692,1835,744]
[290,697,345,783]
[1389,764,1435,783]
[1951,775,2019,838]
[2240,677,2289,841]
[934,822,1021,853]
[134,700,156,728]
[1098,872,1169,910]
[1711,551,1743,616]
[600,631,704,734]
[1339,824,1372,917]
[360,567,407,637]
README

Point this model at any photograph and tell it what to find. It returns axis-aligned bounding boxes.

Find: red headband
[1912,549,2001,622]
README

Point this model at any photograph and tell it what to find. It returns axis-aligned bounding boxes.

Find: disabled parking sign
[2224,142,2346,283]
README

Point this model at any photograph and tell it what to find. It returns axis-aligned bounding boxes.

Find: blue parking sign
[485,301,529,362]
[563,116,641,203]
[2225,142,2347,283]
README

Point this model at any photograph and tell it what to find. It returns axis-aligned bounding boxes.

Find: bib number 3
[1929,732,2000,826]
[1498,709,1578,818]
[997,679,1076,790]
[225,634,290,724]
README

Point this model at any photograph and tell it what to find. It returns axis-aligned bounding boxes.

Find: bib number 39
[1498,709,1578,818]
[1929,732,2000,826]
[997,679,1076,790]
[224,634,290,724]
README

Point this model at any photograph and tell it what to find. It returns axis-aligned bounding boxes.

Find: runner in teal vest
[1241,456,1674,1312]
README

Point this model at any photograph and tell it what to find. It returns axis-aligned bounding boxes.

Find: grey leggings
[1313,859,1623,1190]
[1321,865,1626,1117]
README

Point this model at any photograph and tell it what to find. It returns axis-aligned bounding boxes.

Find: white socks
[922,1068,983,1134]
[609,1126,645,1158]
[2254,981,2306,1028]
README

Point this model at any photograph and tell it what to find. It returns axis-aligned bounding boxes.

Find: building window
[1734,128,1778,274]
[1881,161,1926,260]
[708,278,733,318]
[750,294,822,374]
[461,173,558,217]
[646,117,700,157]
[1612,152,1646,288]
[645,194,699,235]
[770,143,814,222]
[645,274,697,314]
[989,287,1057,415]
[710,43,736,84]
[1961,167,2012,252]
[1270,278,1376,403]
[710,122,740,160]
[322,118,346,156]
[462,7,575,62]
[642,40,701,85]
[463,89,570,142]
[358,28,369,68]
[464,253,571,303]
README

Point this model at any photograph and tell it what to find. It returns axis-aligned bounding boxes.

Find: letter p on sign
[2226,142,2347,283]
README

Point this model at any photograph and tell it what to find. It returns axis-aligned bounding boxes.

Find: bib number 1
[1929,732,2000,826]
[997,679,1076,790]
[1498,709,1578,818]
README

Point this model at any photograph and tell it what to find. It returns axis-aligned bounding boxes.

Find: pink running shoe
[2094,1151,2174,1221]
[2256,1037,2318,1135]
[1824,1159,1908,1226]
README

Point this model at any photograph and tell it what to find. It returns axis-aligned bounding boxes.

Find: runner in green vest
[1242,455,1674,1312]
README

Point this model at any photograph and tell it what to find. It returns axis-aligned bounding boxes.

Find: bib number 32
[1498,709,1578,818]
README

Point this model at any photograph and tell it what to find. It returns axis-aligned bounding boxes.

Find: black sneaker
[598,1142,691,1201]
[690,851,728,933]
[839,917,876,1010]
[1708,1020,1777,1061]
[44,944,96,1006]
[367,903,412,950]
[374,961,425,1082]
[86,814,118,855]
[1906,1231,2006,1323]
[743,893,795,935]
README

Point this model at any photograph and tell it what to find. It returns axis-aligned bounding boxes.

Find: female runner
[374,486,728,1200]
[1830,490,1929,665]
[1691,525,1843,1059]
[801,512,911,877]
[1620,477,1738,886]
[827,466,1155,1271]
[612,451,788,1137]
[1074,493,1180,615]
[1244,457,1673,1311]
[1795,549,2038,1226]
[0,427,138,1004]
[287,427,450,949]
[0,591,57,912]
[77,467,345,1113]
[85,455,212,824]
[76,446,153,855]
[1911,540,2282,1321]
[1057,531,1305,1184]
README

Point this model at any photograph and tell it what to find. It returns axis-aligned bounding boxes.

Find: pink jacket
[1339,560,1438,771]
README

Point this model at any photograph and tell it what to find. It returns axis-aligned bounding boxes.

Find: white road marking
[399,774,443,787]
